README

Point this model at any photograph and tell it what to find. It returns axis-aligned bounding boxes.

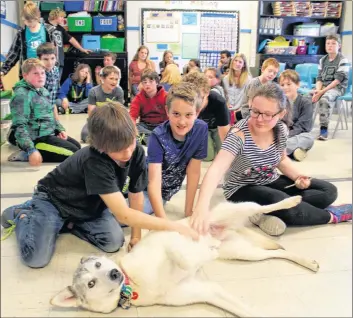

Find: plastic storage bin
[101,37,125,52]
[297,46,308,55]
[41,2,64,11]
[294,24,320,36]
[67,16,92,32]
[308,45,319,55]
[93,16,118,32]
[82,35,101,50]
[64,1,84,11]
[265,46,297,55]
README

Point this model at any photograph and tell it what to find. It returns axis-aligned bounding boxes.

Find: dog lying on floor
[51,196,319,317]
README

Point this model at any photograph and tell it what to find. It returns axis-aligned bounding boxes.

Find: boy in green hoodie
[8,58,81,166]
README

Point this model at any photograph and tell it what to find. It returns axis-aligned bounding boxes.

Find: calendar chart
[141,9,239,73]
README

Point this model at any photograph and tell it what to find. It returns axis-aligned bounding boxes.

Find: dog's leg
[218,238,319,272]
[235,228,284,250]
[255,196,302,215]
[158,278,259,317]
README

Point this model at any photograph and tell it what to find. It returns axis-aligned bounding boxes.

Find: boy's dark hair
[141,70,160,84]
[190,58,200,68]
[87,102,137,153]
[326,34,341,45]
[220,50,231,58]
[103,52,117,61]
[37,42,56,58]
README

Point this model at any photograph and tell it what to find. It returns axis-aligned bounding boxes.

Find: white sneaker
[249,213,286,236]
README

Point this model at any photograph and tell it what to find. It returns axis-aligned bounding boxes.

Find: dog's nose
[109,268,121,281]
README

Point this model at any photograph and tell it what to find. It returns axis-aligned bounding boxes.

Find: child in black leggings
[190,83,351,236]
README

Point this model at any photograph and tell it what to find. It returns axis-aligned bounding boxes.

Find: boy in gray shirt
[312,34,349,140]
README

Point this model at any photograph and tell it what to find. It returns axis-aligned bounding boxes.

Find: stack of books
[326,2,342,18]
[272,1,296,17]
[311,1,327,17]
[294,1,311,17]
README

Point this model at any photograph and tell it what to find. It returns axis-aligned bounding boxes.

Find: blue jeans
[14,191,153,268]
[131,84,139,97]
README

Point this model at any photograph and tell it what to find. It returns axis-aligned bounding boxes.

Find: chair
[277,63,286,77]
[332,66,352,138]
[295,64,312,94]
[306,63,319,88]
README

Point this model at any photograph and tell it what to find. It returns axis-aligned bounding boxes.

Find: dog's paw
[309,260,320,272]
[282,196,302,209]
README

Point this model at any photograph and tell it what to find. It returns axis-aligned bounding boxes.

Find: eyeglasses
[249,108,282,121]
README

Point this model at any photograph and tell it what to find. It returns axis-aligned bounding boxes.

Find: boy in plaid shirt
[37,43,61,119]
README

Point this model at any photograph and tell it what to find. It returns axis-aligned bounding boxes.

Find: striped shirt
[222,118,288,199]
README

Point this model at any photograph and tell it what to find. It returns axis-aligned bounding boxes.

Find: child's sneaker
[249,213,286,236]
[326,204,352,223]
[7,150,29,162]
[1,200,33,228]
[293,148,307,161]
[318,127,328,140]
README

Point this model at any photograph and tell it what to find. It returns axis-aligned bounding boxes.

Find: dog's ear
[50,286,79,308]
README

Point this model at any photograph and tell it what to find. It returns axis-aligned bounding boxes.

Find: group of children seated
[1,5,351,268]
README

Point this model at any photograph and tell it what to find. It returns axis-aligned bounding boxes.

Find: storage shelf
[259,34,327,38]
[66,10,124,13]
[67,31,125,34]
[260,14,341,19]
[261,54,325,57]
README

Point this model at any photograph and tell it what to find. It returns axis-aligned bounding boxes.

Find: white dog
[51,196,319,317]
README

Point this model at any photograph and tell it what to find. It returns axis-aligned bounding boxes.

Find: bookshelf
[256,1,345,73]
[27,0,129,104]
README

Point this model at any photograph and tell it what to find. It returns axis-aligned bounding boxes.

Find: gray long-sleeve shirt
[289,94,314,137]
[317,52,349,94]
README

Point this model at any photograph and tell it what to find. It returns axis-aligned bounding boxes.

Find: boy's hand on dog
[295,176,311,189]
[29,151,43,166]
[174,222,199,241]
[128,238,140,252]
[189,211,210,235]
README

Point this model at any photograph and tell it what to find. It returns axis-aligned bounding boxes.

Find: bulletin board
[141,9,239,73]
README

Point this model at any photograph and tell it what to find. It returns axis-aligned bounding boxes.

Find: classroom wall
[341,1,352,61]
[0,1,20,90]
[126,1,259,67]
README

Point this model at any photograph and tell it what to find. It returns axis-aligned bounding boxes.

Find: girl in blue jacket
[56,63,93,114]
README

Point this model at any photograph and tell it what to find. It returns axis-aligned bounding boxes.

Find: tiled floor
[1,114,352,317]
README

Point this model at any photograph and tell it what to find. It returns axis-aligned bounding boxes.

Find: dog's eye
[95,262,101,268]
[88,280,96,288]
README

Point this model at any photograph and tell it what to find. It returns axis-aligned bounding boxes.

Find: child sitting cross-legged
[56,63,93,114]
[129,70,168,146]
[7,58,80,166]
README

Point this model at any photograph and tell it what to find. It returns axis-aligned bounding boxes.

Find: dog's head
[50,255,125,313]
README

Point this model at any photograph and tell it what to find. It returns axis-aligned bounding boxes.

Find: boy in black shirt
[183,72,230,161]
[1,103,198,268]
[48,8,91,80]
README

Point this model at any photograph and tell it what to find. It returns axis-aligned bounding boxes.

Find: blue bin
[64,1,84,12]
[82,35,101,50]
[93,16,118,32]
[308,45,319,55]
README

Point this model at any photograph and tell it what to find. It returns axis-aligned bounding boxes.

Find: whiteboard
[141,9,239,73]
